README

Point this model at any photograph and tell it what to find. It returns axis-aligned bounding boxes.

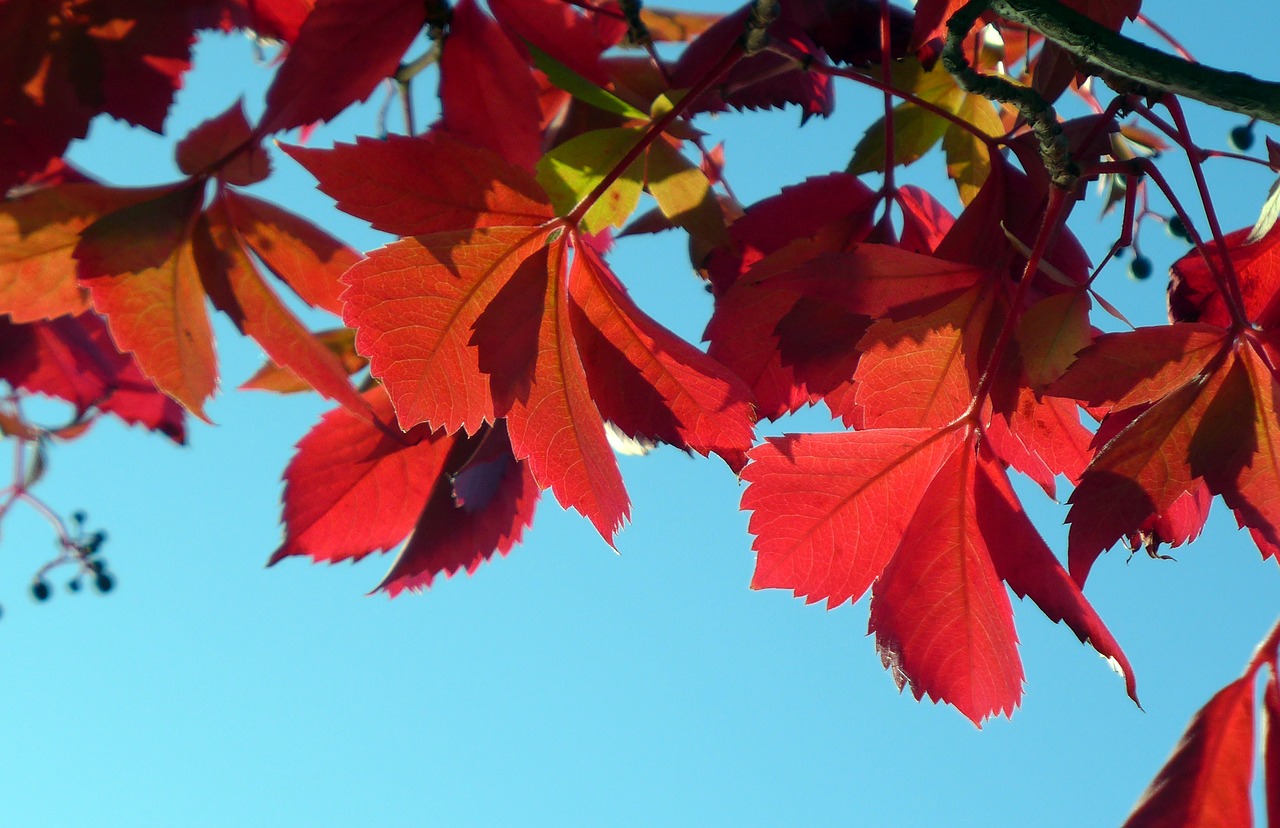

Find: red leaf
[704,174,878,417]
[440,0,544,171]
[1171,222,1280,328]
[259,0,426,133]
[894,185,955,254]
[196,201,367,413]
[1205,345,1280,560]
[975,451,1138,704]
[671,4,833,119]
[851,286,990,429]
[706,173,877,294]
[1049,324,1231,409]
[741,427,964,608]
[935,154,1091,289]
[502,239,630,542]
[487,0,627,86]
[984,389,1093,498]
[75,183,217,418]
[1123,676,1255,828]
[0,0,203,189]
[174,100,270,186]
[376,421,539,596]
[869,445,1023,726]
[219,189,359,316]
[1067,353,1235,585]
[342,226,553,434]
[568,244,756,470]
[284,131,553,237]
[0,312,185,441]
[703,282,814,420]
[271,386,451,564]
[757,242,981,320]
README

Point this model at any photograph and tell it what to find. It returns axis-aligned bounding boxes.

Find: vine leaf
[272,386,539,592]
[742,427,965,610]
[75,183,217,418]
[440,0,543,171]
[331,129,755,542]
[868,445,1023,726]
[1122,675,1255,828]
[0,312,186,441]
[259,0,429,134]
[0,183,164,323]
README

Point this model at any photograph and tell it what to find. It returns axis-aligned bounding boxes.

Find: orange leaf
[75,184,216,418]
[0,183,164,322]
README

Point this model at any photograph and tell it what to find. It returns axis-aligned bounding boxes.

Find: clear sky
[1,1,1277,825]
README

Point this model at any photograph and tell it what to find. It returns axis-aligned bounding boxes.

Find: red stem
[878,0,895,204]
[1163,96,1250,329]
[969,186,1072,414]
[566,42,743,225]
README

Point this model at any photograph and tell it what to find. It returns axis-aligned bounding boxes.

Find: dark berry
[1230,124,1255,151]
[31,580,50,602]
[67,578,81,593]
[71,510,87,526]
[1128,255,1154,280]
[1168,216,1190,241]
[83,531,106,555]
[93,573,114,594]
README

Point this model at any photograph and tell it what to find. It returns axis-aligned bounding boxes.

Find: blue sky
[1,2,1278,825]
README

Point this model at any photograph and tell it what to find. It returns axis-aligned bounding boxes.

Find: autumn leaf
[376,421,539,596]
[0,182,164,322]
[258,0,427,133]
[1122,676,1255,828]
[568,244,756,470]
[1065,350,1237,584]
[241,327,365,394]
[741,428,965,608]
[195,200,368,414]
[0,312,185,442]
[850,286,990,429]
[704,174,879,418]
[75,183,217,418]
[440,0,543,171]
[218,189,358,316]
[0,0,205,189]
[283,131,553,237]
[869,445,1023,726]
[974,451,1137,704]
[1015,290,1092,391]
[488,0,627,86]
[175,100,270,185]
[272,385,461,564]
[342,225,556,436]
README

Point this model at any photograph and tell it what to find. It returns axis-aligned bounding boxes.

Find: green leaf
[537,128,645,234]
[527,43,647,121]
[646,140,728,248]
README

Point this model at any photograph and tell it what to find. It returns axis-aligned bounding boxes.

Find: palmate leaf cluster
[2,0,1280,822]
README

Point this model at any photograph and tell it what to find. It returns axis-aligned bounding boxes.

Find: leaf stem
[1162,96,1250,328]
[970,185,1072,415]
[565,42,742,226]
[877,0,896,232]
